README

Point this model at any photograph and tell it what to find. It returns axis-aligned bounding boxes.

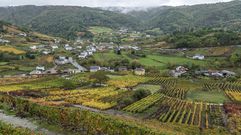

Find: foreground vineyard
[0,94,182,135]
[0,74,239,134]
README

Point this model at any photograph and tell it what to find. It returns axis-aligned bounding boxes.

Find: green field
[186,90,230,103]
[134,84,160,94]
[89,26,113,34]
[138,55,207,69]
[93,51,130,62]
[0,62,8,66]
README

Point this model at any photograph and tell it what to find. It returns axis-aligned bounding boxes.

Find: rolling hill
[0,1,241,39]
[0,6,139,39]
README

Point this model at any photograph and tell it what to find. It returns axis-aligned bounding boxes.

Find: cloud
[166,0,232,6]
[0,0,233,7]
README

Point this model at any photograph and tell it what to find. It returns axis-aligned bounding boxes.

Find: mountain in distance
[0,5,139,39]
[0,0,241,39]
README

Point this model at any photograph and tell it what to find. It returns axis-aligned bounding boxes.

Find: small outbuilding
[192,54,205,60]
[134,68,145,75]
[90,66,101,72]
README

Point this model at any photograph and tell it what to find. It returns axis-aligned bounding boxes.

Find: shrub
[133,89,151,101]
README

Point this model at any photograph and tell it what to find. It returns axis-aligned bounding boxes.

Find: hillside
[0,21,57,44]
[0,6,139,39]
[0,21,61,75]
[129,0,241,33]
[0,1,241,39]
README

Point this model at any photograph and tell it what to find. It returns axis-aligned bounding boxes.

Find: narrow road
[0,110,61,135]
[69,58,87,72]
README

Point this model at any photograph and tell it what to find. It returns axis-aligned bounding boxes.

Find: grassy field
[0,62,8,66]
[186,90,230,103]
[32,32,55,41]
[93,51,130,63]
[185,47,234,56]
[88,26,113,35]
[0,46,26,54]
[138,55,207,69]
[134,84,160,94]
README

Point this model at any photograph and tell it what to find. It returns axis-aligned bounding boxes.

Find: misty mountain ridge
[0,0,241,39]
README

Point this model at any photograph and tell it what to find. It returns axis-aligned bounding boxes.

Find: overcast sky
[0,0,233,7]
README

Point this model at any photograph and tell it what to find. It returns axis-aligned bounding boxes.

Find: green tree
[89,71,110,86]
[132,89,151,101]
[230,53,241,66]
[0,23,3,33]
[62,79,77,90]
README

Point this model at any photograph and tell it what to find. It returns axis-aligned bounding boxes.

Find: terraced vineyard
[225,90,241,102]
[123,93,164,113]
[145,77,177,88]
[124,94,225,128]
[203,81,241,91]
[0,78,66,92]
[160,88,188,99]
[43,87,127,110]
[203,81,241,102]
[0,75,239,133]
[107,75,149,88]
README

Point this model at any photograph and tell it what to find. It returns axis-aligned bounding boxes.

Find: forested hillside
[0,6,139,39]
[1,1,241,39]
[166,29,241,48]
[129,0,241,33]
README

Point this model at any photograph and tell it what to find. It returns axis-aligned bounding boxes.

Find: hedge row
[0,95,163,135]
[0,120,37,135]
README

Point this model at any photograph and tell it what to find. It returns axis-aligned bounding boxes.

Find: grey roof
[90,66,100,70]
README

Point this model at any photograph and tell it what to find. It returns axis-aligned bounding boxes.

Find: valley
[0,1,241,135]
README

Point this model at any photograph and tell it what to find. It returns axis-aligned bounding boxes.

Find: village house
[78,51,88,59]
[54,39,61,44]
[211,72,223,77]
[51,45,58,50]
[146,34,151,38]
[119,28,128,34]
[100,67,114,72]
[45,69,58,75]
[0,39,10,43]
[76,46,82,49]
[19,33,26,36]
[87,46,97,52]
[36,66,45,71]
[221,70,236,77]
[30,45,37,50]
[55,56,70,65]
[130,35,141,39]
[192,54,205,60]
[63,69,82,74]
[90,66,101,72]
[195,69,236,77]
[134,68,145,75]
[64,44,73,51]
[131,46,141,51]
[30,66,45,75]
[42,50,51,55]
[170,66,188,77]
[29,70,42,75]
[65,46,73,51]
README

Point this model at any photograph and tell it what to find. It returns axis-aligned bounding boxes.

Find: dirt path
[0,110,60,135]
